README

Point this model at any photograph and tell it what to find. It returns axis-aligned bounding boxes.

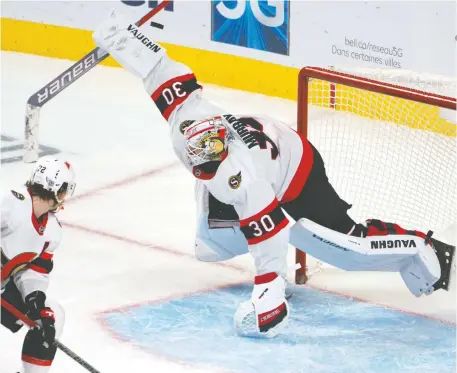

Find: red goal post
[294,66,457,285]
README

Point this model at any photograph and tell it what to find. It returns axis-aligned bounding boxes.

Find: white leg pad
[290,218,440,296]
[93,9,166,78]
[400,246,441,297]
[290,218,419,271]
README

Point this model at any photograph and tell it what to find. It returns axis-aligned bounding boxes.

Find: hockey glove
[25,291,56,347]
[93,9,166,79]
[234,272,289,338]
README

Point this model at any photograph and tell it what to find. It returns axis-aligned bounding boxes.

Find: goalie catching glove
[234,272,289,338]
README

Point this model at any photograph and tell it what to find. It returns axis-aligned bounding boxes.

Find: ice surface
[1,52,455,373]
[102,284,455,373]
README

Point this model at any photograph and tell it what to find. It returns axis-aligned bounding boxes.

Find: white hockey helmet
[29,156,76,203]
[184,116,229,167]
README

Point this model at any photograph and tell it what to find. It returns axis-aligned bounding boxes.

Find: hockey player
[1,157,76,372]
[93,10,455,338]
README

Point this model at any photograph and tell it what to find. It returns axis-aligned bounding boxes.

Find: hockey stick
[24,0,170,162]
[1,298,101,373]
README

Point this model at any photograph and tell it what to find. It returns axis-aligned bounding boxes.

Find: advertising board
[1,1,455,99]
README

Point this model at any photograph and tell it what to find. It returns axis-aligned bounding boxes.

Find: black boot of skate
[426,231,456,291]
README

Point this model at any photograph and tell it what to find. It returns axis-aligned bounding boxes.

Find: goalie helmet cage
[294,66,457,285]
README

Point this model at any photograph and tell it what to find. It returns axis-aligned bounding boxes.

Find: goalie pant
[92,17,444,297]
[1,188,65,372]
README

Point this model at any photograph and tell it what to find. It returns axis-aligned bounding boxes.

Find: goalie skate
[429,234,455,292]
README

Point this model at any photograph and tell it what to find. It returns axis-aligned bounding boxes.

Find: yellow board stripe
[308,80,456,137]
[334,85,455,137]
[2,18,454,136]
[0,18,298,100]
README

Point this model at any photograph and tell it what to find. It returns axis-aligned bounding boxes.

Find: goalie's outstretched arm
[93,9,223,129]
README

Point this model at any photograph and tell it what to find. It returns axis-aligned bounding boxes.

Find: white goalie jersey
[1,188,62,297]
[142,56,312,276]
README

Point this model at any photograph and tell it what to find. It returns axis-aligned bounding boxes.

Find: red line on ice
[67,162,179,203]
[62,221,249,275]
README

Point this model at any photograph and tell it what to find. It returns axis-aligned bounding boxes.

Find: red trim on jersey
[22,354,53,366]
[162,95,191,121]
[31,211,48,235]
[193,167,216,180]
[151,74,196,100]
[151,73,200,121]
[1,253,36,281]
[247,217,289,245]
[239,199,278,227]
[27,188,49,235]
[29,264,48,274]
[40,251,53,260]
[280,133,314,204]
[39,242,53,260]
[29,244,54,274]
[192,151,228,181]
[254,272,278,285]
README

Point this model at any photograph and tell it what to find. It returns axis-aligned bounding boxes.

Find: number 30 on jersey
[240,199,289,245]
[151,74,202,120]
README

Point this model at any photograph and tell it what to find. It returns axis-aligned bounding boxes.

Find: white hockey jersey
[143,56,313,275]
[1,188,62,297]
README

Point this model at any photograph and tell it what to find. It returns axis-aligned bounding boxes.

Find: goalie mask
[184,116,229,167]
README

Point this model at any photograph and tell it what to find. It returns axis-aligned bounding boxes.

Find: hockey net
[295,67,457,284]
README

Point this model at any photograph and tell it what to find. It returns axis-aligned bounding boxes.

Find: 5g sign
[216,0,284,27]
[211,0,290,55]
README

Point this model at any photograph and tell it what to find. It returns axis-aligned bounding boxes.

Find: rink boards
[2,18,455,137]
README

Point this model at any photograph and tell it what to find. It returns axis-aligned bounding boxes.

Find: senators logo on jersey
[229,171,242,189]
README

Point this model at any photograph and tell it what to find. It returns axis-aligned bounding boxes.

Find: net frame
[295,66,456,285]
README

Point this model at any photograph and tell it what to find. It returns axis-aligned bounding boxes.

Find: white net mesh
[330,67,456,97]
[300,67,456,278]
